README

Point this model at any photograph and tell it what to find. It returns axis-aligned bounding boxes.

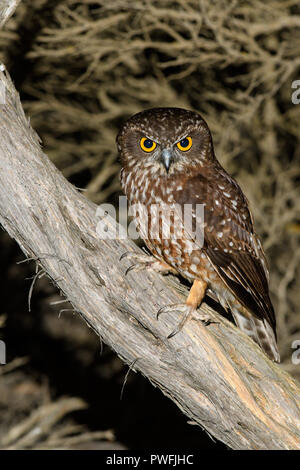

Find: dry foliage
[0,359,115,450]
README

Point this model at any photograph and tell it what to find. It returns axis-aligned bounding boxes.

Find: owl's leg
[186,279,208,309]
[157,279,214,338]
[120,251,177,275]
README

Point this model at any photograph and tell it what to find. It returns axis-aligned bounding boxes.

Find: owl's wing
[177,171,276,333]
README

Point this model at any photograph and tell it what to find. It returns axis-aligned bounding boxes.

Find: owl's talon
[122,252,153,275]
[157,303,182,320]
[121,252,177,276]
[167,329,178,339]
[120,251,148,262]
[119,251,132,261]
[157,303,215,338]
[158,303,195,338]
[197,312,214,324]
[125,264,136,275]
[125,262,149,275]
[120,251,153,265]
[156,306,165,320]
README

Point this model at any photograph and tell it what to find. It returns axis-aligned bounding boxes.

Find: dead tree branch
[0,69,300,450]
[0,0,20,29]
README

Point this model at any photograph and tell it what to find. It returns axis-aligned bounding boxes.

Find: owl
[117,107,280,362]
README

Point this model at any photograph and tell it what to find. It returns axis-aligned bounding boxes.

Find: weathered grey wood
[0,0,20,29]
[0,69,300,450]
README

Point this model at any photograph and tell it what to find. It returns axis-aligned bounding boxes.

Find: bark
[0,4,300,450]
[0,0,20,29]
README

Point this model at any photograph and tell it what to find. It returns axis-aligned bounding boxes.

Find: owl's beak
[161,148,173,173]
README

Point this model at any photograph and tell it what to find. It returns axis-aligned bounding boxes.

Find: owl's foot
[157,303,213,338]
[120,251,177,276]
[157,278,215,338]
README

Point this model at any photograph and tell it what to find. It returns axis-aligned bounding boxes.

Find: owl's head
[117,108,214,176]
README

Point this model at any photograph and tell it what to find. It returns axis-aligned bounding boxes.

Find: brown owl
[117,107,280,362]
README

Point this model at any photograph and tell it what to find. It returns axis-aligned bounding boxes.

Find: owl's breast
[121,167,182,205]
[121,167,226,298]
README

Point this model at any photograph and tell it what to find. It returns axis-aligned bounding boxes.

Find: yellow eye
[140,137,157,152]
[177,136,192,151]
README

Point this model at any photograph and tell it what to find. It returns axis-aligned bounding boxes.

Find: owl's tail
[231,308,280,363]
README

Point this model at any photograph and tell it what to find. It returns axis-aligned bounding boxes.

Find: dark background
[0,0,299,449]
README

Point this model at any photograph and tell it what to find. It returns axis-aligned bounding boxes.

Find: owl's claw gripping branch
[157,303,213,339]
[157,279,215,337]
[121,251,215,336]
[120,251,177,276]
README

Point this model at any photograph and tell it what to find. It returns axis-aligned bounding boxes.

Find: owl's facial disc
[117,108,215,176]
